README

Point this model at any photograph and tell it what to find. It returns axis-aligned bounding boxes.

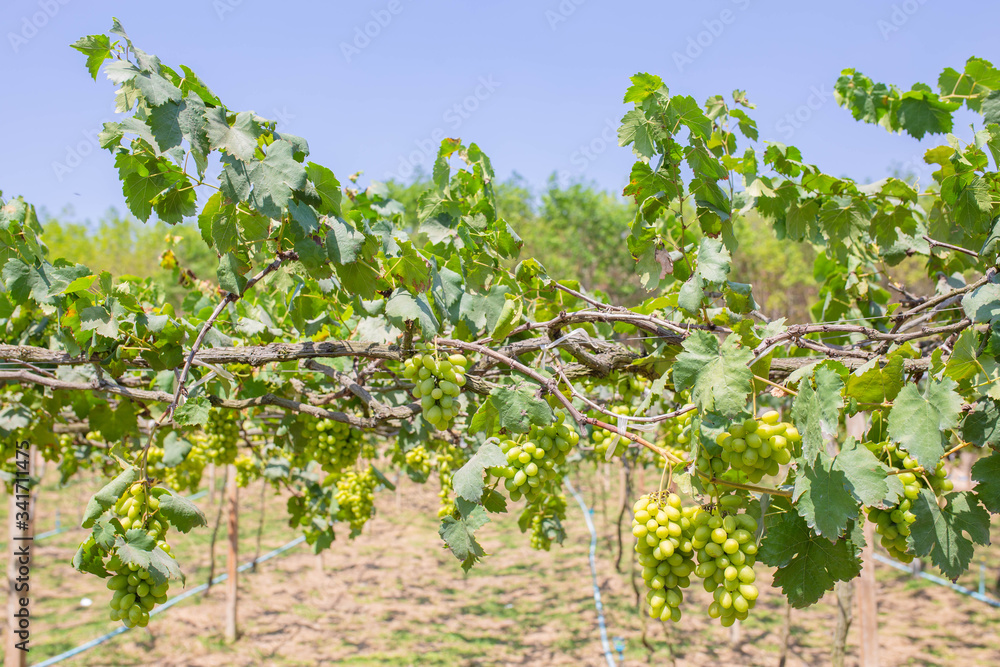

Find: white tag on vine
[540,328,590,352]
[605,413,630,461]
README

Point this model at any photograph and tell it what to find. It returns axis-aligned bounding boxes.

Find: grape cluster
[715,410,798,483]
[300,418,363,474]
[234,455,258,488]
[692,500,760,627]
[335,468,379,536]
[404,445,432,477]
[403,352,469,430]
[205,410,240,465]
[633,492,699,622]
[105,557,170,628]
[147,439,207,494]
[106,482,176,627]
[434,442,462,518]
[863,439,953,561]
[527,492,567,551]
[491,413,579,503]
[591,405,633,459]
[651,408,695,468]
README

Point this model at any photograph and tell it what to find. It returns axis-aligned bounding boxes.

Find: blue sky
[0,0,997,225]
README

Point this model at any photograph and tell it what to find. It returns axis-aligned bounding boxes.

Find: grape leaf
[696,237,731,283]
[468,396,500,435]
[246,140,307,218]
[908,490,991,581]
[793,451,858,540]
[758,511,862,608]
[962,280,1000,324]
[157,492,208,533]
[217,252,248,295]
[791,365,844,462]
[72,537,110,578]
[493,386,553,435]
[92,516,123,550]
[173,396,211,427]
[971,451,1000,513]
[834,437,892,507]
[887,377,962,468]
[307,162,342,216]
[963,399,1000,449]
[673,330,752,419]
[618,108,658,162]
[205,108,258,162]
[384,290,438,335]
[326,217,366,264]
[845,356,904,404]
[71,34,113,80]
[82,468,138,528]
[452,442,506,502]
[161,431,193,468]
[439,505,490,572]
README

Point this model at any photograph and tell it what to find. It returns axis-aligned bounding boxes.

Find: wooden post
[847,412,879,666]
[208,463,216,505]
[224,464,238,642]
[6,444,36,667]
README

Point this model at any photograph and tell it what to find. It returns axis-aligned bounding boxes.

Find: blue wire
[564,479,618,667]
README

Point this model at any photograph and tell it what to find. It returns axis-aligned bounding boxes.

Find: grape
[862,437,953,561]
[402,351,469,431]
[404,445,432,478]
[204,410,240,465]
[527,492,567,551]
[434,441,463,518]
[714,410,798,483]
[147,437,208,493]
[298,418,363,474]
[691,498,760,626]
[234,455,258,488]
[334,468,379,535]
[591,405,633,459]
[632,492,699,622]
[490,412,579,504]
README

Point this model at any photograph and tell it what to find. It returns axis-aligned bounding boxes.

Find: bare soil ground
[5,465,1000,666]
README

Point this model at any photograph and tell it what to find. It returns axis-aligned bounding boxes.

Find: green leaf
[72,537,110,578]
[673,331,752,419]
[792,365,845,462]
[161,431,193,468]
[623,72,664,104]
[490,297,523,342]
[963,399,1000,449]
[493,386,553,434]
[246,140,308,219]
[80,305,119,339]
[452,441,507,502]
[325,218,366,264]
[695,237,731,283]
[468,397,500,435]
[887,377,962,469]
[758,511,861,608]
[71,34,113,80]
[962,280,1000,324]
[307,163,342,216]
[384,290,438,335]
[82,468,138,528]
[835,437,891,507]
[91,516,121,550]
[845,356,904,404]
[173,396,211,426]
[909,490,991,581]
[439,505,490,571]
[217,252,248,295]
[205,108,258,162]
[157,491,208,533]
[971,451,1000,513]
[618,108,658,162]
[793,451,858,540]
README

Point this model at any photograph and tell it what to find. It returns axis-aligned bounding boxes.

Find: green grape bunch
[490,412,579,503]
[591,404,633,459]
[105,481,178,628]
[299,418,363,474]
[526,492,568,551]
[632,491,699,623]
[335,467,379,536]
[404,444,432,478]
[147,436,208,494]
[715,410,799,483]
[234,455,259,488]
[691,496,760,627]
[863,438,953,561]
[403,352,469,431]
[204,410,240,465]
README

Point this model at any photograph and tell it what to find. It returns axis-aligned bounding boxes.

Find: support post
[225,464,238,642]
[848,412,879,667]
